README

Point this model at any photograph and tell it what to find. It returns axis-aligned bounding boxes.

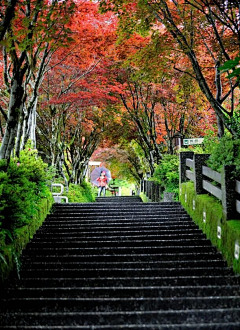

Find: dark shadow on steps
[1,198,240,329]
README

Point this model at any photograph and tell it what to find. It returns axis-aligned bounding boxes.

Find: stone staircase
[1,196,240,329]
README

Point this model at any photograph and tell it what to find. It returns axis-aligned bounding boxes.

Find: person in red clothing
[96,171,108,197]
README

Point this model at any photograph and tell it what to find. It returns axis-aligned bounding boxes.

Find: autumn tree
[37,101,104,186]
[117,70,164,174]
[36,1,120,184]
[0,0,17,41]
[0,0,75,162]
[100,0,240,138]
[90,141,146,183]
[37,59,120,185]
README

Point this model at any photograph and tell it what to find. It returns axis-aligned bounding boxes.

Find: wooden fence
[140,180,175,202]
[180,152,240,220]
[140,180,163,202]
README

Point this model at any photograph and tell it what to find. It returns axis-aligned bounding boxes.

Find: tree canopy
[0,0,239,183]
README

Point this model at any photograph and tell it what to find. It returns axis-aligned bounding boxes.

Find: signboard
[183,138,204,146]
[89,161,101,166]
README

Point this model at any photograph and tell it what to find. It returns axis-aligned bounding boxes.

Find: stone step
[21,252,224,263]
[17,267,234,279]
[2,198,240,329]
[34,230,206,237]
[36,227,202,235]
[40,221,196,229]
[1,309,240,329]
[96,196,143,202]
[39,224,198,232]
[53,202,182,207]
[33,233,207,241]
[31,232,206,244]
[2,325,240,330]
[55,207,183,211]
[20,260,227,270]
[51,208,185,213]
[50,208,187,213]
[54,200,182,205]
[46,215,192,222]
[27,238,212,248]
[2,296,240,313]
[4,284,238,299]
[11,275,240,288]
[22,245,219,256]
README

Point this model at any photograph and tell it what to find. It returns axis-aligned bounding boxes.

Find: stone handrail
[179,152,240,220]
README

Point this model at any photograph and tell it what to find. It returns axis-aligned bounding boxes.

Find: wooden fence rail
[180,152,240,221]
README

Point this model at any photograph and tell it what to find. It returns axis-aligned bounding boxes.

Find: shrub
[66,181,95,203]
[0,145,53,231]
[152,154,179,199]
[206,134,240,176]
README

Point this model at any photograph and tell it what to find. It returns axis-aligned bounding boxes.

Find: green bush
[0,145,53,231]
[206,134,240,176]
[66,181,95,203]
[152,154,179,199]
[0,142,54,283]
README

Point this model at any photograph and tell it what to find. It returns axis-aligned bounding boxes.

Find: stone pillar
[179,152,194,184]
[193,154,210,194]
[221,165,237,221]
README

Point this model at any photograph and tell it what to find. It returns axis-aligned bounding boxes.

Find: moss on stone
[180,182,240,274]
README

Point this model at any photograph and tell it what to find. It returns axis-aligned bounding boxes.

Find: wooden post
[222,165,237,221]
[143,180,146,194]
[155,183,159,202]
[179,152,194,184]
[153,182,157,202]
[149,181,152,201]
[193,154,210,194]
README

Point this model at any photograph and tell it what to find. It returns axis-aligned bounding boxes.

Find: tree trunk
[217,115,225,139]
[0,78,24,160]
[15,109,24,157]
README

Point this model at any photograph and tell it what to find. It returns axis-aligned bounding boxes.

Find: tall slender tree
[0,0,75,161]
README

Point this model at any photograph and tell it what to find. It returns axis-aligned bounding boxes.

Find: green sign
[183,138,204,146]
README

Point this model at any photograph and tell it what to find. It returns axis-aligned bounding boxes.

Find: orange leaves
[67,0,117,61]
[37,1,122,114]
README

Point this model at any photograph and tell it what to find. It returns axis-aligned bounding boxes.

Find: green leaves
[207,134,240,176]
[152,154,179,199]
[219,56,240,79]
[0,144,53,231]
[66,182,95,203]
